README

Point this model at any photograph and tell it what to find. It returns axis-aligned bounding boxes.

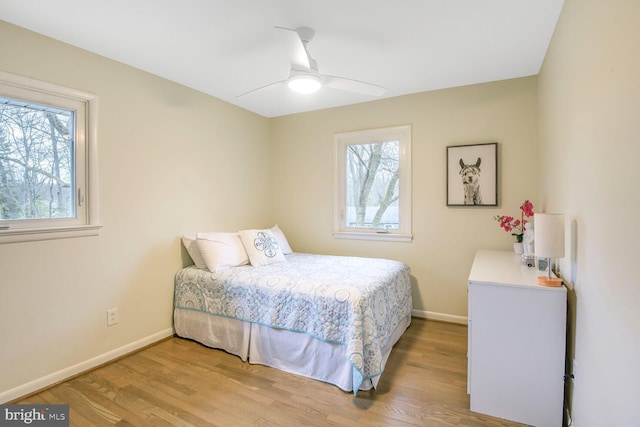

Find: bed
[173,251,412,394]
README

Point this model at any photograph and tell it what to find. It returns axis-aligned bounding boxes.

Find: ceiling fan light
[287,74,321,94]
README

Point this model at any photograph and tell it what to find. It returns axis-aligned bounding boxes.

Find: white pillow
[181,235,207,269]
[239,229,286,266]
[195,232,249,272]
[270,224,293,255]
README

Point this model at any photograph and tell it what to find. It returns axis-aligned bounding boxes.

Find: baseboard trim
[412,309,468,325]
[1,328,174,404]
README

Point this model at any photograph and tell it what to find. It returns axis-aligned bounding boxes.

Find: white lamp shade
[534,213,565,259]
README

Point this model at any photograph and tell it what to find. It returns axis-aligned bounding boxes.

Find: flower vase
[513,242,524,254]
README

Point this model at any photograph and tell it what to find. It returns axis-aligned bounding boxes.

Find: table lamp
[534,213,565,287]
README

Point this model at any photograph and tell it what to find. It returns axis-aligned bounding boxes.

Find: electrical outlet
[107,308,119,326]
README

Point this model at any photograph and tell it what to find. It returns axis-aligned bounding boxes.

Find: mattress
[173,252,412,393]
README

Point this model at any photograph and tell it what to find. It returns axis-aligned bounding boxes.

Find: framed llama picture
[447,142,498,206]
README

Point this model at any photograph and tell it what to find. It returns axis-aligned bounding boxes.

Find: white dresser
[467,250,567,427]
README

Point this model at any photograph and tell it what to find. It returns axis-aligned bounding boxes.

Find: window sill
[0,225,102,244]
[332,231,413,243]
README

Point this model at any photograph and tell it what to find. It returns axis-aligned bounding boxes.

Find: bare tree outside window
[345,140,399,229]
[0,97,75,221]
[0,71,98,243]
[334,125,411,241]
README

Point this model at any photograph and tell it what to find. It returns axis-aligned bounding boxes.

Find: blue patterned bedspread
[173,253,412,393]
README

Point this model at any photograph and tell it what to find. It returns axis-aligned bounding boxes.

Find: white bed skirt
[174,309,410,392]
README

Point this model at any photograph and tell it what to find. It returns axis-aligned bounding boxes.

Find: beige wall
[0,21,271,400]
[271,77,539,319]
[538,0,640,424]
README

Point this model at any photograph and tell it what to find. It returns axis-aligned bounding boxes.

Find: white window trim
[333,125,412,242]
[0,71,100,244]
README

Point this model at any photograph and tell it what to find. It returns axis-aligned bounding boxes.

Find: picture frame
[447,142,498,206]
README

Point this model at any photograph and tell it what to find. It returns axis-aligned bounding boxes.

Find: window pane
[345,140,399,229]
[0,97,75,221]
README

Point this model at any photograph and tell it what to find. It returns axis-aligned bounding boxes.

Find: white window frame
[333,125,412,242]
[0,71,100,244]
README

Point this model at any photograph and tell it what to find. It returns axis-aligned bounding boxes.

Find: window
[0,71,99,243]
[334,125,412,242]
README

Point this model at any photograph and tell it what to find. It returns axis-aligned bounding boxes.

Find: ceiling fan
[238,26,387,98]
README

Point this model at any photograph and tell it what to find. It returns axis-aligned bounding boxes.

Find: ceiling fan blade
[322,75,387,97]
[237,79,287,98]
[275,26,311,69]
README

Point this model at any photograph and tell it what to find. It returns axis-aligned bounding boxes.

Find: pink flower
[520,200,534,217]
[494,200,534,242]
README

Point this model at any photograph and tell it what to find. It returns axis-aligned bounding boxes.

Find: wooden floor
[15,318,526,426]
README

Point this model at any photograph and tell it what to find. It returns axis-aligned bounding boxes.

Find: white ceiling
[0,0,564,118]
